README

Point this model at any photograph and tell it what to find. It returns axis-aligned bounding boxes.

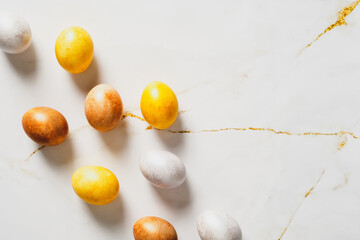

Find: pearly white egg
[0,12,32,54]
[197,210,242,240]
[139,150,186,189]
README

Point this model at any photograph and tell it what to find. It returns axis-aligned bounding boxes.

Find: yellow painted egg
[71,166,119,205]
[55,26,94,74]
[140,81,178,129]
[22,107,68,146]
[85,84,123,132]
[133,216,178,240]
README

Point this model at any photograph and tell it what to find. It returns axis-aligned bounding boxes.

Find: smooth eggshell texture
[140,150,186,189]
[140,81,178,129]
[85,84,123,131]
[133,216,178,240]
[71,166,119,205]
[197,210,242,240]
[0,12,31,54]
[55,26,94,73]
[22,107,68,146]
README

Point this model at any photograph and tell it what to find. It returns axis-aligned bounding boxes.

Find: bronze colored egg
[133,216,178,240]
[22,107,69,146]
[85,84,123,132]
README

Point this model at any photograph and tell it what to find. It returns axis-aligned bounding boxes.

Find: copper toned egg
[85,84,123,132]
[22,107,69,146]
[133,216,178,240]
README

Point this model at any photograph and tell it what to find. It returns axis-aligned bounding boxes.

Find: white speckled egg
[197,210,242,240]
[0,12,31,54]
[139,150,186,189]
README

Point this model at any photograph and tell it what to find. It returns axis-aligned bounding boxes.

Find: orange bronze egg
[133,216,178,240]
[22,107,69,146]
[85,84,123,132]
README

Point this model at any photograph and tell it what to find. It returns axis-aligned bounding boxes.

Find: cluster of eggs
[1,12,242,240]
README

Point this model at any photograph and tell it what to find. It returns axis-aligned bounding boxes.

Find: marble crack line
[278,170,326,240]
[303,0,360,51]
[165,127,359,140]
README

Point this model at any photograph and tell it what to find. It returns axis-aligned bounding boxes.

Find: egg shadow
[98,120,128,154]
[155,114,184,151]
[5,44,37,76]
[71,57,100,93]
[151,180,192,210]
[40,137,74,167]
[86,195,125,227]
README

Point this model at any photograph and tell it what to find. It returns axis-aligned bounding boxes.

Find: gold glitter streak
[278,170,326,240]
[25,124,360,162]
[24,146,45,161]
[122,111,186,123]
[305,187,314,197]
[337,137,348,150]
[167,127,359,139]
[122,112,145,121]
[25,111,360,162]
[305,0,360,49]
[334,174,349,190]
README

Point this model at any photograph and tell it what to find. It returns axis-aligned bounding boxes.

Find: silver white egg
[139,150,186,189]
[0,12,32,54]
[197,210,242,240]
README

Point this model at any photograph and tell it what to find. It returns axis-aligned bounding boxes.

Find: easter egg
[133,216,178,240]
[0,12,31,54]
[197,210,242,240]
[139,150,186,189]
[55,26,94,73]
[71,166,119,205]
[22,107,68,146]
[85,84,123,131]
[140,81,178,129]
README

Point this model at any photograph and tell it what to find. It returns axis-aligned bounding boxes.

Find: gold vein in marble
[337,136,348,150]
[334,173,349,190]
[123,111,186,123]
[71,125,90,134]
[305,187,314,198]
[305,0,360,49]
[20,167,41,180]
[24,125,360,162]
[278,170,326,240]
[122,112,146,121]
[166,127,359,139]
[25,146,45,161]
[24,111,360,162]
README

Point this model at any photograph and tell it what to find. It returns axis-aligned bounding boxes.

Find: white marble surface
[1,0,360,239]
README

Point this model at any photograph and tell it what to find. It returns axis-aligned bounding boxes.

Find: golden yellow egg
[140,81,178,129]
[55,26,94,74]
[133,216,178,240]
[71,166,119,205]
[22,107,69,146]
[85,84,123,132]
